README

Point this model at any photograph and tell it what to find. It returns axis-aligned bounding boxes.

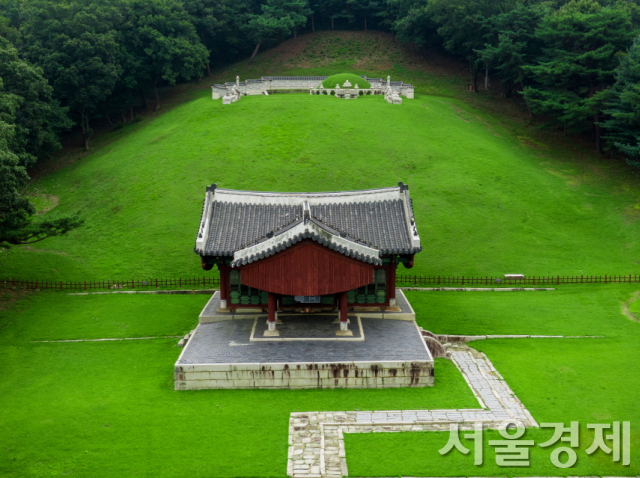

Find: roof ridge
[230,220,382,268]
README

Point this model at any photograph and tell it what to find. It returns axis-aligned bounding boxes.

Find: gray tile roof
[204,202,301,256]
[194,184,422,264]
[229,218,383,267]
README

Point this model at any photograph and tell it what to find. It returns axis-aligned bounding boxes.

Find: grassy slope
[0,292,476,478]
[4,32,640,280]
[4,61,640,279]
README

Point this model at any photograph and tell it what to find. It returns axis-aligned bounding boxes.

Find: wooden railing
[396,274,640,286]
[3,274,640,291]
[1,277,220,291]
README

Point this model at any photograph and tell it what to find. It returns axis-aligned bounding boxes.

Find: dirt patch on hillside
[0,287,33,313]
[34,194,60,215]
[258,35,313,65]
[621,291,640,322]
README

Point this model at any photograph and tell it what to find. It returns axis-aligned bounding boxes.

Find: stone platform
[174,314,433,390]
[198,288,415,323]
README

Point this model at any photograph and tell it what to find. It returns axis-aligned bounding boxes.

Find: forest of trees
[1,0,640,245]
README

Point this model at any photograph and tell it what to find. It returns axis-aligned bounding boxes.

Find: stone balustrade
[308,88,381,98]
[212,75,415,100]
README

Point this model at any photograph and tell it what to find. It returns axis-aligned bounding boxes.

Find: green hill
[3,31,640,281]
[322,73,371,88]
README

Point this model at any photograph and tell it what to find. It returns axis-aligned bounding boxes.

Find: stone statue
[236,75,240,86]
[343,79,352,88]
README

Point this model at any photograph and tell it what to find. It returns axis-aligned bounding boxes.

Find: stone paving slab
[177,318,430,364]
[287,343,538,478]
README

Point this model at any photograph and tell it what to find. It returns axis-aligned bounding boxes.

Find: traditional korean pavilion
[194,183,421,336]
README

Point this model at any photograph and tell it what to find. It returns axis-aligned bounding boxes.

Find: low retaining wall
[175,360,433,390]
[212,75,415,100]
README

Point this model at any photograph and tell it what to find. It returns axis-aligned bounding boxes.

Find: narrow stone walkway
[287,343,538,478]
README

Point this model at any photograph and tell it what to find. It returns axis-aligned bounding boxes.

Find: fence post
[461,276,465,286]
[557,275,559,285]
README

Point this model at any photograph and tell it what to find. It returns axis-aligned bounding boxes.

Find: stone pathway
[286,343,538,478]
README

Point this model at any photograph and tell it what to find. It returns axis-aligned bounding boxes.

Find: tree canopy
[601,37,640,164]
[0,38,82,247]
[522,0,637,150]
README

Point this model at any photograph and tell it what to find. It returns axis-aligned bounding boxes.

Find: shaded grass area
[0,293,477,478]
[346,285,640,476]
[5,93,640,281]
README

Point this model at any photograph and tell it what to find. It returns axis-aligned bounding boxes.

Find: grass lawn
[346,285,640,476]
[0,293,476,478]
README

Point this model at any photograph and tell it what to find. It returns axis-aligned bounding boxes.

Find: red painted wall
[238,240,375,296]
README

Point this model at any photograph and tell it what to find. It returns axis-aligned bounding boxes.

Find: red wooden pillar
[339,291,348,330]
[267,292,277,331]
[218,263,229,308]
[388,257,397,306]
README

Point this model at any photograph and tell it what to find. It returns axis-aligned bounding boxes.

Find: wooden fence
[1,277,220,291]
[396,274,640,286]
[3,274,640,291]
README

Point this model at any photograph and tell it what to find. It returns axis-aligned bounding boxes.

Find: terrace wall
[175,360,433,390]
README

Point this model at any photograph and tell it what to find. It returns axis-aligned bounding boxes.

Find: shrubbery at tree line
[0,0,640,247]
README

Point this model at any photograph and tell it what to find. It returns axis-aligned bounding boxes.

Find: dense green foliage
[321,72,371,87]
[522,0,636,151]
[0,38,82,248]
[601,37,640,164]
